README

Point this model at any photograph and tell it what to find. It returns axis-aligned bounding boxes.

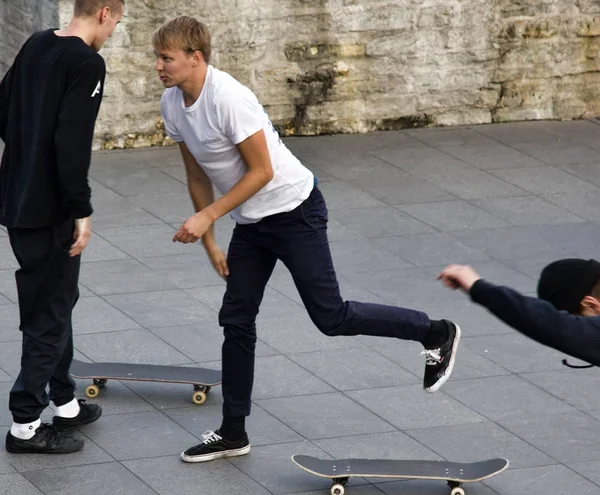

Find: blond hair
[152,16,212,63]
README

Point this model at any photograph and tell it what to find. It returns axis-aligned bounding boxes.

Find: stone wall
[3,1,600,149]
[0,1,59,76]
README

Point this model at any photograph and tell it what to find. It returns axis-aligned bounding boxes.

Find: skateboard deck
[292,455,509,495]
[70,359,221,405]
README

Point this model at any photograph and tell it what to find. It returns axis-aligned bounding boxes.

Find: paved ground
[1,120,600,494]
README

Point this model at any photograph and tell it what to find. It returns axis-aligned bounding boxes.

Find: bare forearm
[188,178,216,245]
[203,169,272,222]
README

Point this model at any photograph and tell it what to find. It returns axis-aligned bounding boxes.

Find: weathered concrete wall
[3,1,600,149]
[0,1,59,76]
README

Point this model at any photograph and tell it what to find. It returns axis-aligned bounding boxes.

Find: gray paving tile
[377,479,498,494]
[80,260,178,295]
[1,432,112,473]
[80,234,130,263]
[129,192,193,224]
[490,166,598,195]
[462,333,569,374]
[252,355,336,399]
[0,455,14,475]
[104,289,215,328]
[508,139,600,166]
[24,462,155,495]
[397,201,510,232]
[0,240,19,270]
[256,314,365,354]
[474,121,564,143]
[523,368,600,412]
[314,431,442,461]
[165,403,303,446]
[91,164,188,197]
[287,487,385,495]
[428,170,529,200]
[138,253,226,289]
[373,232,490,267]
[72,296,141,335]
[90,198,162,230]
[331,206,434,238]
[289,347,418,391]
[186,286,305,319]
[436,142,545,169]
[0,305,20,343]
[407,126,495,147]
[256,393,396,439]
[471,196,586,226]
[317,180,388,210]
[408,422,554,469]
[372,144,471,176]
[542,189,600,221]
[568,460,600,487]
[124,455,270,495]
[443,375,578,422]
[74,328,191,365]
[485,464,600,495]
[329,239,413,274]
[83,410,198,461]
[0,369,11,384]
[0,342,23,379]
[561,162,600,187]
[348,166,457,205]
[229,441,344,495]
[347,385,485,430]
[499,410,600,463]
[96,224,198,258]
[0,474,42,495]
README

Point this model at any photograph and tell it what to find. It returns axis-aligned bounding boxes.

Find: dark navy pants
[219,186,430,417]
[7,218,79,423]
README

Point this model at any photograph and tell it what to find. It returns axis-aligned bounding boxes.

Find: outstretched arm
[438,265,600,366]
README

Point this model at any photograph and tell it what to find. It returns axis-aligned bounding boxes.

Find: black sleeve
[54,55,106,219]
[470,279,600,366]
[0,65,15,142]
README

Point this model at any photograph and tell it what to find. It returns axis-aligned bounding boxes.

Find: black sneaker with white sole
[5,423,84,454]
[53,399,102,432]
[181,429,251,463]
[422,320,461,392]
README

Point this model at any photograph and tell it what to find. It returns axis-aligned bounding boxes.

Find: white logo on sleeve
[91,81,101,97]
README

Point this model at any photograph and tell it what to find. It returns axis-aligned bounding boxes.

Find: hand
[70,217,92,257]
[204,243,229,279]
[173,211,214,244]
[437,264,482,293]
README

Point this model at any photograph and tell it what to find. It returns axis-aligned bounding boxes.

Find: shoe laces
[38,423,62,446]
[200,430,222,445]
[421,348,442,366]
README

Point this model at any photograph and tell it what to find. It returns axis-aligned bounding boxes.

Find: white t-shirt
[160,65,314,224]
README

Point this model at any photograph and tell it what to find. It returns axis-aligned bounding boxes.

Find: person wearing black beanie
[437,259,600,367]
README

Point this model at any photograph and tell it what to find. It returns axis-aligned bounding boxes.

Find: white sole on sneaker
[180,444,251,463]
[426,323,461,393]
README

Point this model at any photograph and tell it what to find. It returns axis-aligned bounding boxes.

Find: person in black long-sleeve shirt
[0,0,124,455]
[438,259,600,368]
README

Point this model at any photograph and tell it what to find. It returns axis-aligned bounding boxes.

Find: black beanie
[537,258,600,313]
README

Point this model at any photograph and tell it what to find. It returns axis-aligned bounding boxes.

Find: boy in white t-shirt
[153,16,462,463]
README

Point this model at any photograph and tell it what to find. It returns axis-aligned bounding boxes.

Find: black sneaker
[5,423,83,454]
[422,320,461,392]
[52,399,102,432]
[181,429,251,463]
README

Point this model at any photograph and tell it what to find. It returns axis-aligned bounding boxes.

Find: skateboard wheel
[331,484,345,495]
[85,384,100,398]
[192,391,207,405]
[450,488,465,495]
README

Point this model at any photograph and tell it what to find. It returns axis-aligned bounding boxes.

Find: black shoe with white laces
[422,320,461,393]
[181,429,251,463]
[53,399,102,433]
[5,423,83,454]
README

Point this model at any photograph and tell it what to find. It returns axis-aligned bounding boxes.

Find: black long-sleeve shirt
[0,28,105,228]
[470,279,600,367]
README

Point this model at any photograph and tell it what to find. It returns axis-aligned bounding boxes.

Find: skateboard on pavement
[70,359,221,405]
[292,454,509,495]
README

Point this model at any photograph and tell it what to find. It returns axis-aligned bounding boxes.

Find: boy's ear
[580,295,600,316]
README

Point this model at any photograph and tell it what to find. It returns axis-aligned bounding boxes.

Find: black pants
[219,187,430,418]
[7,218,80,424]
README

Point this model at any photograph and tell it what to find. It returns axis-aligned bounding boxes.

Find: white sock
[53,398,80,418]
[11,418,41,440]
